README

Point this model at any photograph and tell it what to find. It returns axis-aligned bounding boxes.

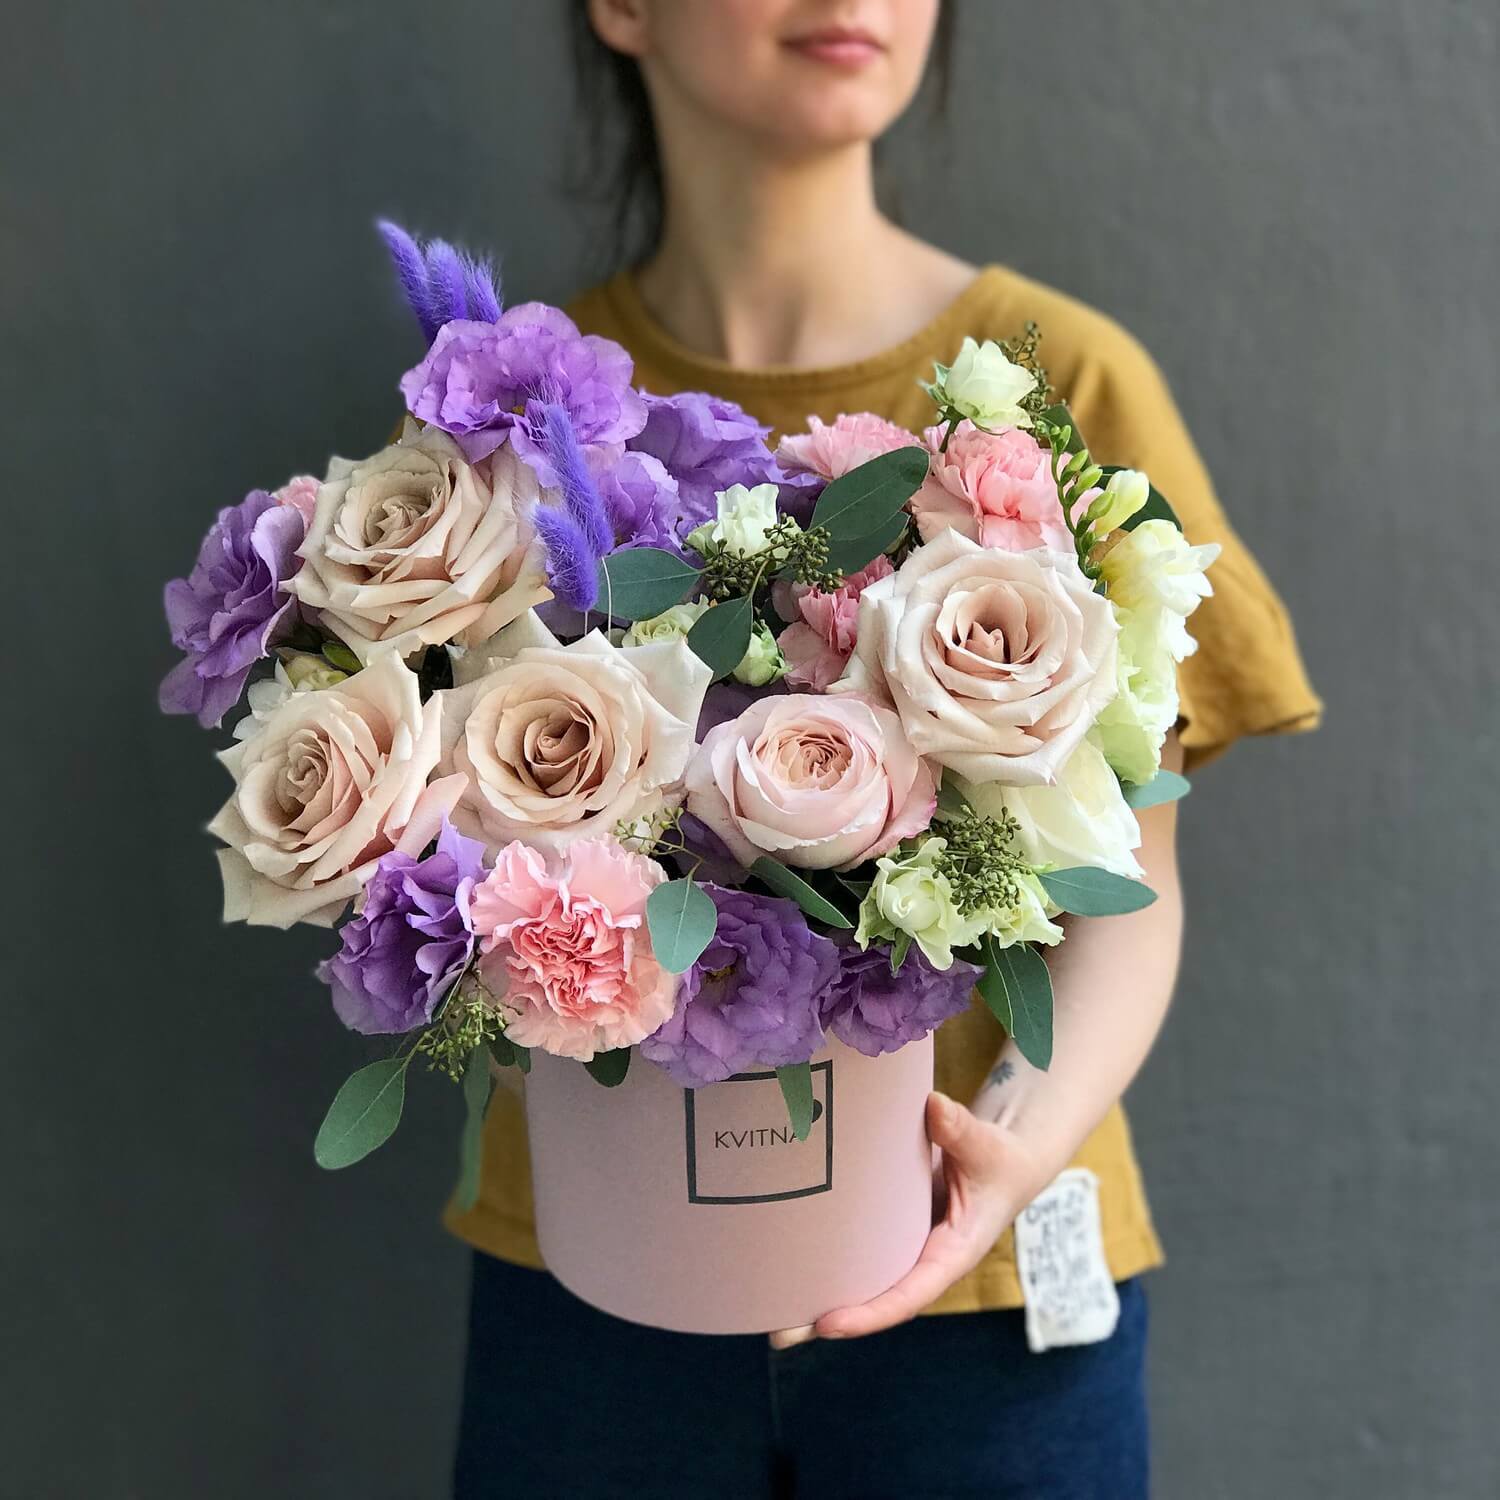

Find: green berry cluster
[415,973,505,1081]
[932,807,1028,916]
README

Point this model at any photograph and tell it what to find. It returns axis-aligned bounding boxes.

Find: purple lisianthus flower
[821,940,981,1058]
[640,885,839,1087]
[159,488,306,728]
[317,820,488,1035]
[399,302,645,469]
[627,390,816,534]
[595,449,681,550]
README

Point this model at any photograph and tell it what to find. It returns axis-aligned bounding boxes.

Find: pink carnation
[776,412,917,481]
[273,473,321,528]
[777,555,894,691]
[469,839,677,1060]
[912,420,1072,554]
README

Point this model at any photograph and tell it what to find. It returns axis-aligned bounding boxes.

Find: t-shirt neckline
[599,264,1009,392]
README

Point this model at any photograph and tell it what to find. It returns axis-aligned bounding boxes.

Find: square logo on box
[684,1061,833,1204]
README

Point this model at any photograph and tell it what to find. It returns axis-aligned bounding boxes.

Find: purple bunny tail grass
[377,219,440,343]
[531,400,613,553]
[424,239,469,329]
[532,504,600,613]
[462,251,503,322]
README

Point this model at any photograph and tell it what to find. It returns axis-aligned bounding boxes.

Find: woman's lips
[782,28,885,68]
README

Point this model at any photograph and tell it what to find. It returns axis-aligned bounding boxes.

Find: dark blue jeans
[453,1254,1149,1499]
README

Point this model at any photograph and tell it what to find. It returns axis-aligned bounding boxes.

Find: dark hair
[568,3,958,269]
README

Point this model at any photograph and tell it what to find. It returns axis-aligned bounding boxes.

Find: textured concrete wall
[5,2,1496,1495]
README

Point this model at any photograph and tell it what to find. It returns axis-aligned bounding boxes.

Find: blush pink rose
[469,838,677,1060]
[776,555,894,691]
[776,412,918,480]
[273,474,321,528]
[684,693,935,871]
[911,420,1072,554]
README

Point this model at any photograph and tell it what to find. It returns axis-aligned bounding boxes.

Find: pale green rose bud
[284,652,350,692]
[684,522,717,557]
[1084,468,1151,535]
[980,871,1065,950]
[857,839,982,971]
[922,336,1037,431]
[708,482,782,555]
[622,600,710,648]
[731,623,787,686]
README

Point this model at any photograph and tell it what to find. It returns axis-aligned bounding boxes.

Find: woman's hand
[769,1089,1052,1347]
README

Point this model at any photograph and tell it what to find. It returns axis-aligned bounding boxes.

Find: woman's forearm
[969,734,1186,1190]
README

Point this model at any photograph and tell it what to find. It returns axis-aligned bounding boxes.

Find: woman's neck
[635,128,976,370]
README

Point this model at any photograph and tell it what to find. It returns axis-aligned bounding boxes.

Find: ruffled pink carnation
[776,412,917,481]
[468,838,677,1061]
[912,420,1072,554]
[777,555,894,691]
[274,474,322,527]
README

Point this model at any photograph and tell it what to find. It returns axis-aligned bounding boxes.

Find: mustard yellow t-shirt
[443,263,1323,1313]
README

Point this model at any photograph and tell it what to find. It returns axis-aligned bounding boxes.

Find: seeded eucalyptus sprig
[999,321,1055,419]
[414,968,506,1081]
[930,805,1029,916]
[698,517,841,599]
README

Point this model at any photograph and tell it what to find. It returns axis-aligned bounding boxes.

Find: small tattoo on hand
[987,1059,1015,1089]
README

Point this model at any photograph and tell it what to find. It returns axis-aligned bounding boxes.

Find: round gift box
[523,1034,935,1334]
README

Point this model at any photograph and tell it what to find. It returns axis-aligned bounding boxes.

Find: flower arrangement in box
[160,226,1216,1326]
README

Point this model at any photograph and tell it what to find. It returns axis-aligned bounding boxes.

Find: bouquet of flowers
[161,224,1216,1219]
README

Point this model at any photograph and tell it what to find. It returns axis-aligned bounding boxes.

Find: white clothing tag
[1013,1167,1120,1353]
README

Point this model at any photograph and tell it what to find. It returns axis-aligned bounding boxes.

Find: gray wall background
[5,2,1496,1496]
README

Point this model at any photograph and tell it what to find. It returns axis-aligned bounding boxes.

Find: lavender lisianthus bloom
[400,303,645,468]
[159,489,306,728]
[640,885,839,1087]
[821,939,981,1058]
[317,820,488,1035]
[595,449,681,550]
[627,390,817,534]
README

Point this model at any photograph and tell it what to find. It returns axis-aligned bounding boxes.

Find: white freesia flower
[954,739,1144,881]
[924,337,1037,431]
[1086,468,1151,534]
[1099,520,1220,620]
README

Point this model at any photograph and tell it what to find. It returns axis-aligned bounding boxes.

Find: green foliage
[686,595,754,680]
[314,1057,409,1170]
[1038,866,1158,917]
[321,640,362,674]
[489,1034,531,1074]
[978,939,1054,1070]
[776,1062,816,1141]
[646,877,719,974]
[824,510,909,576]
[584,1049,632,1088]
[749,856,855,929]
[453,1047,492,1211]
[597,548,703,621]
[810,447,929,539]
[889,931,913,975]
[1122,769,1191,810]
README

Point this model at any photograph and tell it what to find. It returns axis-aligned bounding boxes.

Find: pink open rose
[208,649,466,927]
[438,612,711,853]
[289,419,550,663]
[684,693,935,871]
[776,412,918,481]
[469,838,677,1060]
[776,555,894,691]
[835,527,1118,786]
[910,420,1072,554]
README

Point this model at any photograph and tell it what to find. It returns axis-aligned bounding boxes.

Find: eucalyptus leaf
[490,1034,531,1074]
[889,931,913,975]
[1122,769,1191,810]
[596,548,702,621]
[935,776,973,819]
[314,1057,408,1170]
[646,877,718,974]
[454,1047,492,1211]
[979,939,1054,1070]
[776,1062,816,1141]
[810,447,929,539]
[686,595,754,681]
[584,1048,632,1088]
[1039,866,1158,917]
[749,856,855,929]
[824,510,909,576]
[322,641,362,674]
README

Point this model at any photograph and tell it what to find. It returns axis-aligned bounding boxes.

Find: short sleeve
[1064,328,1323,771]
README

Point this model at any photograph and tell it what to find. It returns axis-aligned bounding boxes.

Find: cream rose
[289,419,550,663]
[438,611,712,852]
[684,694,935,871]
[954,739,1144,880]
[835,528,1118,786]
[208,649,465,928]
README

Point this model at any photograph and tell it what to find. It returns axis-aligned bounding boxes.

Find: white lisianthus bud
[707,482,783,555]
[923,337,1037,431]
[1085,468,1151,534]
